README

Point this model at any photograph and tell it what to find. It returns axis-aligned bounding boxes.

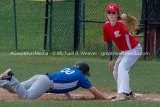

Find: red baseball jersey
[103,20,139,51]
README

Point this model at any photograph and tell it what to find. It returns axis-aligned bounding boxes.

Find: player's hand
[108,60,114,71]
[107,95,116,100]
[94,95,108,100]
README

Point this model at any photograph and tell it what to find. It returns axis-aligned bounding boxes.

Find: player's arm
[107,41,113,61]
[79,75,107,100]
[88,87,108,100]
[107,41,114,70]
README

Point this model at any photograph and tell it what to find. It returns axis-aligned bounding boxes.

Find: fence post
[49,0,53,52]
[82,0,85,48]
[13,0,18,50]
[74,0,82,52]
[142,0,148,59]
[44,0,49,51]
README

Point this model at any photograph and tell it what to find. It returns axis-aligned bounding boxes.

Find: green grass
[0,52,160,93]
[16,1,45,51]
[0,101,160,107]
[0,53,160,106]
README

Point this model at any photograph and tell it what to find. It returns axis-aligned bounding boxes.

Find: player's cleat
[0,69,14,81]
[111,93,132,101]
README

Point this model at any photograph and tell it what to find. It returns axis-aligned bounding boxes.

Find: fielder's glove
[121,14,139,34]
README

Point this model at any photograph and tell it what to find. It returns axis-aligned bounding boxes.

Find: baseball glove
[121,14,139,34]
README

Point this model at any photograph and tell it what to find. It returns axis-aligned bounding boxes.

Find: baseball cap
[74,61,90,76]
[106,4,120,13]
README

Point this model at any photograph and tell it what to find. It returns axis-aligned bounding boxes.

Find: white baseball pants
[0,75,53,100]
[113,44,142,94]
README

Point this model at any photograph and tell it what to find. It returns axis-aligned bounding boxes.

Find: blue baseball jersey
[47,67,92,94]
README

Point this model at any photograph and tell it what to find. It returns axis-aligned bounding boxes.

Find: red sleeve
[103,24,112,42]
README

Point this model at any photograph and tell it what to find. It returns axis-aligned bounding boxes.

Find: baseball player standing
[103,4,142,101]
[0,61,108,100]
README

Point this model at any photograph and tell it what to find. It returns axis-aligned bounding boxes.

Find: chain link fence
[50,0,75,52]
[0,0,143,54]
[0,0,45,51]
[0,0,15,51]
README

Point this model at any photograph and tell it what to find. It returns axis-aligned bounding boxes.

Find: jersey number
[61,68,75,74]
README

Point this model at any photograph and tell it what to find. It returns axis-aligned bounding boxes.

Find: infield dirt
[0,88,160,102]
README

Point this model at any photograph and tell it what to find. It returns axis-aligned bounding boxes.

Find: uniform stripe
[125,34,132,50]
[53,81,78,90]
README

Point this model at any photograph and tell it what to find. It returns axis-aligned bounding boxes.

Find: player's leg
[0,69,41,95]
[0,69,53,100]
[21,75,53,99]
[1,84,17,93]
[0,69,16,93]
[20,75,42,90]
[11,75,53,100]
[113,53,124,83]
[117,45,142,94]
[112,54,141,101]
[0,72,26,96]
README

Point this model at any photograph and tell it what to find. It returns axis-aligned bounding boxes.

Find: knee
[118,64,130,71]
[117,66,130,76]
[119,67,129,71]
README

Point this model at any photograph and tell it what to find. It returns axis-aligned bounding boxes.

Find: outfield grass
[0,53,160,106]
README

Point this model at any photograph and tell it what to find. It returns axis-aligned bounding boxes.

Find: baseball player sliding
[103,4,142,101]
[0,61,108,100]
